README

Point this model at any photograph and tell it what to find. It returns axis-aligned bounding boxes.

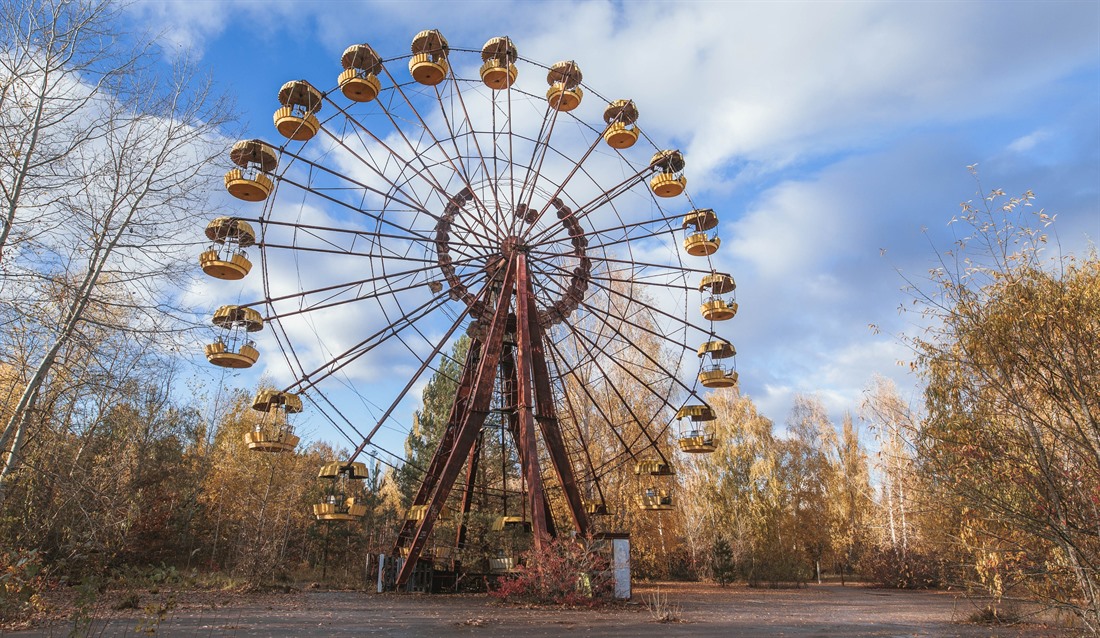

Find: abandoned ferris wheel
[199,30,740,589]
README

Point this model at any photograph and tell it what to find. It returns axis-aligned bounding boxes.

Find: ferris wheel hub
[500,234,525,258]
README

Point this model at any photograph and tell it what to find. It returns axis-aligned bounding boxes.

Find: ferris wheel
[199,30,739,588]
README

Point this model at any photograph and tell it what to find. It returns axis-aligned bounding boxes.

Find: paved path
[6,582,1069,637]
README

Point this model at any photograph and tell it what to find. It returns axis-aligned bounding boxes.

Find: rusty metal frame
[394,254,595,588]
[394,259,516,588]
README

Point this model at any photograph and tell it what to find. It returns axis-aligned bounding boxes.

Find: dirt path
[6,582,1071,637]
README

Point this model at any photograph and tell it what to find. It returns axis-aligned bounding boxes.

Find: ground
[5,582,1074,637]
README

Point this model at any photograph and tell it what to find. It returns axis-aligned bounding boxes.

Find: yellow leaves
[911,192,1100,613]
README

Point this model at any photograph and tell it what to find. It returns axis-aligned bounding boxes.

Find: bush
[490,537,614,606]
[862,546,945,589]
[0,549,45,624]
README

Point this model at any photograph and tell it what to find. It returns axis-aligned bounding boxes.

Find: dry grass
[644,587,684,623]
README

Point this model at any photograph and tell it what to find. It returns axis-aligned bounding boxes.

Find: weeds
[967,601,1020,625]
[135,594,176,635]
[644,587,683,623]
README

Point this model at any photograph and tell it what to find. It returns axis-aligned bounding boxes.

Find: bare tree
[0,0,231,498]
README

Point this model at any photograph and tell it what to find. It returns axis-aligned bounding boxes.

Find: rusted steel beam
[500,342,558,538]
[521,257,590,537]
[500,341,519,517]
[393,338,483,552]
[514,254,549,550]
[455,434,482,550]
[395,259,517,589]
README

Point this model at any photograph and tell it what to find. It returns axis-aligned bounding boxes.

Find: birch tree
[786,394,839,583]
[833,412,872,584]
[0,0,230,496]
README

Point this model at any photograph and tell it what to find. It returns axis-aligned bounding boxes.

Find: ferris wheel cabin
[480,37,518,90]
[603,99,640,149]
[409,29,450,86]
[338,44,383,102]
[224,139,278,202]
[199,216,256,280]
[244,390,302,453]
[697,339,739,389]
[313,461,369,521]
[274,80,323,141]
[675,404,718,454]
[546,61,584,112]
[204,304,262,369]
[650,149,687,197]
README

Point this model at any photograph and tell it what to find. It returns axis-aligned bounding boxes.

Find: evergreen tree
[394,336,470,508]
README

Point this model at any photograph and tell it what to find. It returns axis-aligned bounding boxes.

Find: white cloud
[144,0,1099,448]
[1007,129,1050,154]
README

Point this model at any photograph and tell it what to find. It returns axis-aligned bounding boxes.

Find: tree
[787,394,839,584]
[709,536,735,587]
[909,184,1099,630]
[0,0,230,495]
[833,412,872,584]
[861,375,954,589]
[195,388,321,582]
[680,389,802,585]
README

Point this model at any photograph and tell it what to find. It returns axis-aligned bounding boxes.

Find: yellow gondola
[682,209,720,256]
[676,402,718,453]
[274,80,323,141]
[313,461,369,521]
[338,43,383,102]
[697,339,738,388]
[204,305,263,369]
[409,29,449,86]
[480,36,518,90]
[225,139,278,202]
[603,99,639,148]
[245,389,301,453]
[546,61,583,112]
[199,217,256,280]
[650,150,686,197]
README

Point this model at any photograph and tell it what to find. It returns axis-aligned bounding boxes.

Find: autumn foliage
[909,187,1100,629]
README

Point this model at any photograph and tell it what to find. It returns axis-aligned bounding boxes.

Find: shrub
[490,537,614,606]
[862,546,945,589]
[0,549,45,624]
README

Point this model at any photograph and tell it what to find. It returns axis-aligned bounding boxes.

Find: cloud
[150,0,1099,450]
[1007,130,1051,154]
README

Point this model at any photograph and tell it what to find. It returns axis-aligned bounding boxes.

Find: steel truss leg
[392,337,483,553]
[395,260,517,589]
[517,254,590,537]
[394,255,590,589]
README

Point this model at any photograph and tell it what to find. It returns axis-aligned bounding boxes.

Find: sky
[129,0,1100,458]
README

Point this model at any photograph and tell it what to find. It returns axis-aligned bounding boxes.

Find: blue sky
[133,1,1100,459]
